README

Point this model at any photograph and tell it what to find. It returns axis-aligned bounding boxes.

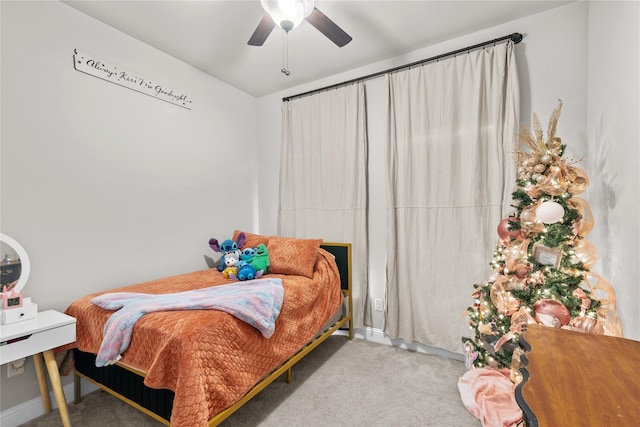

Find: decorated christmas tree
[462,100,623,380]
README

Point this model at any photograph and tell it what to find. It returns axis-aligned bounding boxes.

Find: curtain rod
[282,32,523,102]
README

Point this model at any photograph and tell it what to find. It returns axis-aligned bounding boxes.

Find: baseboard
[0,378,99,427]
[337,326,464,361]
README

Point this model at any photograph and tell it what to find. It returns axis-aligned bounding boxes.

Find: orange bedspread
[65,248,343,426]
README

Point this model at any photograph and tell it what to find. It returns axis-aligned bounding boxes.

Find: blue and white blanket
[90,278,284,366]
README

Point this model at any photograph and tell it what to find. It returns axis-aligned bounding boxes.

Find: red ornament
[497,217,522,241]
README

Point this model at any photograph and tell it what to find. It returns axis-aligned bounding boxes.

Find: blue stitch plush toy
[239,247,256,266]
[208,233,246,272]
[229,246,266,281]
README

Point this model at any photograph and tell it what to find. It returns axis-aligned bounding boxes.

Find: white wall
[1,0,637,421]
[586,1,639,341]
[258,1,639,341]
[0,0,259,411]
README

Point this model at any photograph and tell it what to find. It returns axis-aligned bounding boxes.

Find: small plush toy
[221,251,240,279]
[239,247,256,266]
[250,243,270,274]
[232,264,263,281]
[209,232,246,272]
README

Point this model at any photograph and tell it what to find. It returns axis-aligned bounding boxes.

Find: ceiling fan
[248,0,352,48]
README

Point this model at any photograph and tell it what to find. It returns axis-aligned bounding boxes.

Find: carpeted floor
[20,336,480,426]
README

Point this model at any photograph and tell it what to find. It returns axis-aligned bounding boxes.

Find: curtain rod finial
[510,33,523,44]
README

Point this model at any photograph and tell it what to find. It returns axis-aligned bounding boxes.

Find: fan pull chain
[281,31,290,76]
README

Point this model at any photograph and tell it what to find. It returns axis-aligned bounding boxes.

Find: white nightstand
[0,310,76,427]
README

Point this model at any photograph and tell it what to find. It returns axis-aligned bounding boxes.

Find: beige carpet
[21,336,480,426]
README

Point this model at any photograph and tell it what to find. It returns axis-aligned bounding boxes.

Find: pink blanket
[457,367,523,427]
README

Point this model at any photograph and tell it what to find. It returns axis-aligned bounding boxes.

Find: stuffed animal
[250,243,270,274]
[209,232,246,272]
[232,264,264,281]
[221,251,240,279]
[239,247,256,266]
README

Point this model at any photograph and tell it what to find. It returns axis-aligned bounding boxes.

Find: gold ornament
[478,322,494,335]
[534,163,546,173]
[537,165,568,196]
[566,166,589,195]
[520,201,545,235]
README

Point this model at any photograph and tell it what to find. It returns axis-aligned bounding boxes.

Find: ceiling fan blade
[305,7,352,47]
[248,13,276,46]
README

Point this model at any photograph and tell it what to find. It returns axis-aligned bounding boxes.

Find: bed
[64,235,352,426]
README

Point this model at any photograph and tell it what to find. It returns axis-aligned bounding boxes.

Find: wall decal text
[73,49,192,110]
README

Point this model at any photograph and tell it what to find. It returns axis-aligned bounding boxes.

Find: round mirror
[0,233,31,294]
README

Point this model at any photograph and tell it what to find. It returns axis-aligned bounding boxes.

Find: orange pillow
[267,237,323,278]
[233,230,271,249]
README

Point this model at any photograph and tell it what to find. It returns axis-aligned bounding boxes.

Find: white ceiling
[63,1,570,97]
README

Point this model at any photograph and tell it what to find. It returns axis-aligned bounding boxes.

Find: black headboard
[319,243,351,292]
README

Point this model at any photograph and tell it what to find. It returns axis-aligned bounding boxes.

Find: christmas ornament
[478,322,494,335]
[463,341,479,370]
[533,299,571,327]
[497,217,522,241]
[567,166,589,195]
[514,265,531,280]
[535,200,565,224]
[538,166,568,195]
[520,202,539,224]
[520,202,545,235]
[573,288,592,314]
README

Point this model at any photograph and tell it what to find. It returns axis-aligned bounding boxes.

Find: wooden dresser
[515,324,640,426]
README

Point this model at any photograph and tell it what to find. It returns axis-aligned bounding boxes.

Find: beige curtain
[278,82,369,328]
[385,42,519,351]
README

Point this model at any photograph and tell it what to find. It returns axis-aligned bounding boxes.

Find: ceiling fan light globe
[260,0,314,31]
[280,20,294,32]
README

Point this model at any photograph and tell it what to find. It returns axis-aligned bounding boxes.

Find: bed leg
[74,372,82,404]
[286,368,292,383]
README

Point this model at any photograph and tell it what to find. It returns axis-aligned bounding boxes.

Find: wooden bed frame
[73,243,353,426]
